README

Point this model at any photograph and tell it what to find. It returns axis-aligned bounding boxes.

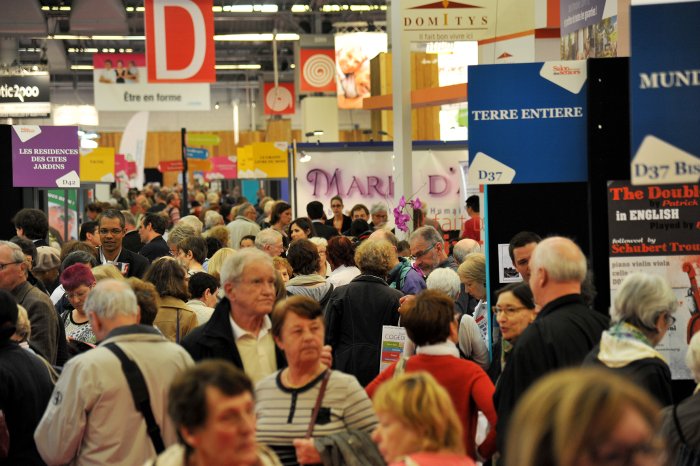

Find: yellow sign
[79,147,115,182]
[237,142,288,179]
[188,158,212,172]
[187,133,221,145]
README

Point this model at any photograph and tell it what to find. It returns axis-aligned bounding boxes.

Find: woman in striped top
[256,296,377,466]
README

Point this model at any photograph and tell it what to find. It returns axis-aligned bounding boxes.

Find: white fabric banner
[295,148,468,232]
[119,111,149,189]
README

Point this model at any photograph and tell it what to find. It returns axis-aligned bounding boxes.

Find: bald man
[493,237,609,452]
[452,238,481,264]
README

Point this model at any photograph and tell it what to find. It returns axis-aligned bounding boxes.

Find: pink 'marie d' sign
[11,125,80,188]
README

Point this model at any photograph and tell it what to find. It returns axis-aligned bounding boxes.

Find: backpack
[389,260,413,292]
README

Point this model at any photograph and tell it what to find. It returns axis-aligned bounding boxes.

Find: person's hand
[320,344,333,367]
[293,438,322,465]
[399,295,416,314]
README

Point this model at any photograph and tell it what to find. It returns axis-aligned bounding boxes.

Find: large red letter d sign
[145,0,215,82]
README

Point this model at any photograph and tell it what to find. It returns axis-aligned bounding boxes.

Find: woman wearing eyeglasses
[493,282,537,370]
[59,263,97,350]
[584,272,677,406]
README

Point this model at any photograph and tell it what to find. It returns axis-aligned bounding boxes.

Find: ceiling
[1,0,388,88]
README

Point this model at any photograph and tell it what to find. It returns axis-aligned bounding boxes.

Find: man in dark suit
[13,208,50,247]
[138,213,171,263]
[306,201,338,240]
[96,209,149,278]
[120,211,144,253]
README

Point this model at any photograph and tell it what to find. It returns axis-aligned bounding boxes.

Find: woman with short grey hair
[585,272,678,405]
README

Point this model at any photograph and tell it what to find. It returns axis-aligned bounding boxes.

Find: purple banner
[12,125,80,188]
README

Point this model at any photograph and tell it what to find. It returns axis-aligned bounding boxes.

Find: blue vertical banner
[630,1,700,185]
[467,61,588,185]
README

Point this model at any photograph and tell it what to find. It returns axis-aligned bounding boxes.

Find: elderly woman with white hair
[427,268,489,369]
[661,332,700,464]
[585,272,678,405]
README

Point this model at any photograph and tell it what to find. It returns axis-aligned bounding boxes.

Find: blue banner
[467,61,588,185]
[560,0,607,36]
[186,146,209,160]
[630,1,700,186]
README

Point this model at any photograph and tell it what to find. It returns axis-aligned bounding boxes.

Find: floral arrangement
[393,195,422,232]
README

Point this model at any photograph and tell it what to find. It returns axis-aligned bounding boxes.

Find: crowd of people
[0,183,697,466]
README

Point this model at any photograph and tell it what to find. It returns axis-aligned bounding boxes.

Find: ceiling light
[290,63,296,69]
[215,64,261,70]
[350,5,372,11]
[71,65,94,70]
[214,33,299,41]
[214,102,220,110]
[48,35,145,40]
[299,151,312,163]
[291,5,310,12]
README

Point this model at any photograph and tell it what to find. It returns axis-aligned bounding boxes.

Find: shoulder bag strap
[672,403,690,446]
[305,369,332,439]
[104,343,166,454]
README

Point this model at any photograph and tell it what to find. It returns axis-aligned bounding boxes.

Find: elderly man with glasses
[0,240,60,364]
[408,226,457,278]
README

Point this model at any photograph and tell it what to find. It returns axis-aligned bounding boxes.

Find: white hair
[84,279,138,320]
[611,272,678,328]
[529,237,587,283]
[255,228,282,249]
[686,332,700,383]
[220,248,273,285]
[426,268,461,300]
[179,215,203,235]
[204,210,224,230]
[370,203,387,215]
[309,237,328,248]
[453,239,481,263]
[0,241,26,263]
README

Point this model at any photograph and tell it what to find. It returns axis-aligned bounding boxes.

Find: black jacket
[98,247,150,278]
[584,345,673,406]
[139,235,170,263]
[122,230,144,254]
[182,298,287,372]
[325,215,352,235]
[325,274,402,386]
[494,294,609,451]
[0,340,54,465]
[311,221,339,240]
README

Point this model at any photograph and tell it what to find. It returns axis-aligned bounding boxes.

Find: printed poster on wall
[295,149,467,232]
[11,125,80,188]
[238,142,289,179]
[334,33,387,110]
[607,180,700,379]
[467,61,588,185]
[629,2,700,186]
[93,53,210,111]
[80,147,115,183]
[48,189,78,241]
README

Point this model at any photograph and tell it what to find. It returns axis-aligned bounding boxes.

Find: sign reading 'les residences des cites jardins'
[400,0,496,42]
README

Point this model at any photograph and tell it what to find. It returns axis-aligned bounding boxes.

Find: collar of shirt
[416,340,460,358]
[229,313,272,342]
[99,247,122,264]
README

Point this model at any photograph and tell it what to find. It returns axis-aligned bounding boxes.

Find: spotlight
[214,102,220,110]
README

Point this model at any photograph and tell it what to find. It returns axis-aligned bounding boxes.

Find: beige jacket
[34,325,194,466]
[154,296,198,343]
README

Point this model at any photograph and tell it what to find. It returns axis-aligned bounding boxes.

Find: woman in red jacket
[366,290,498,461]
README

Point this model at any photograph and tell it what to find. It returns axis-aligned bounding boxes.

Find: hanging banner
[144,0,215,83]
[0,73,51,118]
[607,180,700,380]
[80,147,115,183]
[48,189,79,241]
[630,1,700,186]
[400,0,496,42]
[238,142,289,179]
[263,82,295,115]
[119,111,149,189]
[560,0,618,60]
[11,125,80,188]
[300,48,336,93]
[93,53,210,111]
[186,147,209,159]
[468,61,588,185]
[205,156,237,181]
[334,33,387,110]
[295,148,466,231]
